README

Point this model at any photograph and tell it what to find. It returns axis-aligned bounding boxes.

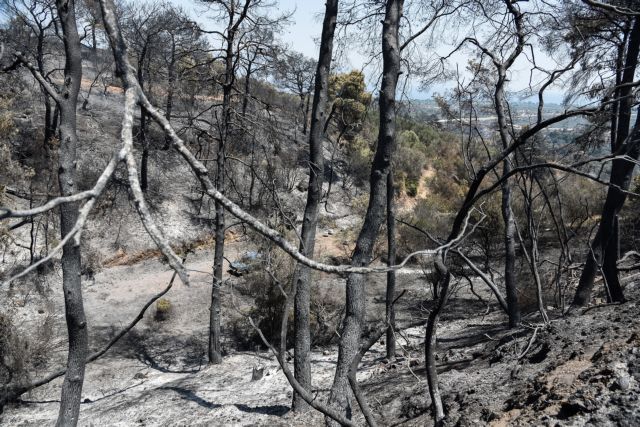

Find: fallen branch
[247,317,357,427]
[517,326,539,360]
[581,301,623,315]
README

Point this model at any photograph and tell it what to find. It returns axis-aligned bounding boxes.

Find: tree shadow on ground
[160,386,289,416]
[90,328,207,374]
[437,323,506,351]
[17,381,145,406]
[160,386,221,409]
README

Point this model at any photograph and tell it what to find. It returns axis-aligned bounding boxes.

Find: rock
[612,375,631,391]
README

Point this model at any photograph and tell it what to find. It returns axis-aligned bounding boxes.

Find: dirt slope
[2,245,640,426]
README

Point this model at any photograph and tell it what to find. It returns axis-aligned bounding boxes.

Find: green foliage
[399,129,420,147]
[397,117,449,154]
[405,179,419,198]
[620,176,640,249]
[154,298,172,321]
[424,132,468,209]
[394,130,428,197]
[393,117,464,198]
[329,70,372,141]
[345,136,374,187]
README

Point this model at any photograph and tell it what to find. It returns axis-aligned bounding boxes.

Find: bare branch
[14,51,61,104]
[582,0,640,16]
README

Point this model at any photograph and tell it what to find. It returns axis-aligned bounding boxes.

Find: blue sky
[177,0,325,57]
[174,0,565,103]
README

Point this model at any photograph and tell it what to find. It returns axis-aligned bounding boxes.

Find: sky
[177,0,325,56]
[274,0,325,56]
[176,0,565,103]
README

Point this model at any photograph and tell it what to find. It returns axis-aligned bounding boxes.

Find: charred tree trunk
[574,17,640,307]
[248,136,257,207]
[137,42,149,193]
[291,0,338,412]
[208,94,230,365]
[55,1,88,425]
[241,60,252,118]
[36,30,58,146]
[495,65,520,327]
[501,161,520,328]
[209,6,244,363]
[327,0,402,423]
[164,37,177,149]
[302,92,311,135]
[425,258,451,426]
[574,111,640,306]
[385,171,397,359]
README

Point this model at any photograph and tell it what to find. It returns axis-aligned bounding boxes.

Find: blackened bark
[55,1,88,425]
[385,171,396,359]
[302,93,311,135]
[137,42,149,193]
[164,37,177,149]
[601,17,640,297]
[575,17,640,307]
[209,1,252,364]
[501,161,520,327]
[91,24,97,66]
[140,144,149,192]
[425,259,450,426]
[36,27,57,145]
[209,75,230,366]
[495,67,520,328]
[327,1,402,423]
[241,60,252,118]
[292,0,338,412]
[489,0,525,328]
[248,137,256,207]
[574,110,640,307]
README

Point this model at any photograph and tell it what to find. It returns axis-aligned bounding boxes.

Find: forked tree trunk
[574,17,640,307]
[55,1,88,425]
[209,5,246,363]
[209,75,231,365]
[574,110,640,307]
[495,67,520,328]
[292,0,338,411]
[327,1,402,424]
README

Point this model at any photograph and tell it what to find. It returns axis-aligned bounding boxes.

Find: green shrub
[154,298,172,321]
